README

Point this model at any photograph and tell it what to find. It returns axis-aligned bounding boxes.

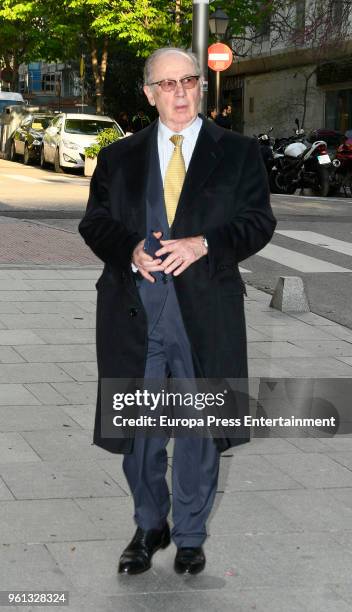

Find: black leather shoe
[174,547,206,575]
[118,523,170,575]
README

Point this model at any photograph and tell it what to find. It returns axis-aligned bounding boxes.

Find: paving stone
[0,279,34,290]
[0,542,74,590]
[0,302,22,314]
[58,362,97,382]
[0,405,80,432]
[73,300,97,313]
[248,358,293,377]
[208,491,298,536]
[0,460,127,499]
[18,302,88,315]
[21,430,108,462]
[51,381,97,404]
[0,499,106,543]
[24,383,70,405]
[218,455,303,492]
[0,433,41,463]
[0,477,14,500]
[24,279,94,291]
[249,341,314,358]
[141,586,351,612]
[326,451,352,469]
[61,404,95,430]
[0,363,74,384]
[0,384,40,406]
[0,314,76,329]
[57,269,101,279]
[259,489,352,533]
[290,340,352,357]
[34,329,95,344]
[15,344,95,363]
[74,497,136,539]
[230,437,299,455]
[0,347,25,363]
[264,452,352,488]
[257,325,337,341]
[0,330,45,345]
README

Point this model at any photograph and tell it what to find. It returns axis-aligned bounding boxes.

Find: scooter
[269,119,331,197]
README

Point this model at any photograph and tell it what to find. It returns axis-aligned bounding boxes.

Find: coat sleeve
[205,138,276,277]
[78,148,142,270]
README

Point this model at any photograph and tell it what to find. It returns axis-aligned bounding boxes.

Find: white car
[40,113,125,172]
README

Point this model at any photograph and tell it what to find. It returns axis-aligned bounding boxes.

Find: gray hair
[144,47,202,85]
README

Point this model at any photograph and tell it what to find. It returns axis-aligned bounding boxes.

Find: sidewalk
[1,222,352,610]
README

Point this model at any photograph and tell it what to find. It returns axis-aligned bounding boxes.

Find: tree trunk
[301,68,316,129]
[90,38,109,114]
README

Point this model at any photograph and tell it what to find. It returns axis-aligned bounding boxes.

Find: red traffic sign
[208,43,233,72]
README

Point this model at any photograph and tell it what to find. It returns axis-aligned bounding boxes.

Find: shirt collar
[158,115,203,146]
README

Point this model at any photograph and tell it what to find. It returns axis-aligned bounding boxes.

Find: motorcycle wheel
[313,166,330,198]
[269,169,296,194]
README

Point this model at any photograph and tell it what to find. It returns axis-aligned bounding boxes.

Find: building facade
[223,0,352,138]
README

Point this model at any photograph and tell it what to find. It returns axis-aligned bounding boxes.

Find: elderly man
[79,47,276,576]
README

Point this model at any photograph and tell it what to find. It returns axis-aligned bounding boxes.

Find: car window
[31,117,51,131]
[64,119,122,136]
[0,100,23,113]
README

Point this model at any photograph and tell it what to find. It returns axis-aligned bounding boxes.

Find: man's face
[143,53,201,132]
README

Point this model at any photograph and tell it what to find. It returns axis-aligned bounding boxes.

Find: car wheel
[40,146,48,169]
[9,140,17,161]
[23,143,31,165]
[54,148,64,173]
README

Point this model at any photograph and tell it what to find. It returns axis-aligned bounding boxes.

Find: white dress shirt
[131,115,203,272]
[157,115,203,182]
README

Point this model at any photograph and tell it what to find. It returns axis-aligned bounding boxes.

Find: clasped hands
[132,232,207,283]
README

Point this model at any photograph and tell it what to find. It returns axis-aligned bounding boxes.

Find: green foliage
[84,126,122,158]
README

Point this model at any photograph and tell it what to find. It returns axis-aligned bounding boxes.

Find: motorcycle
[269,119,332,197]
[328,132,352,196]
[254,127,274,175]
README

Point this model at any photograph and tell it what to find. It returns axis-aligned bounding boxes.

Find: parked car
[40,113,125,172]
[0,91,25,114]
[10,113,53,164]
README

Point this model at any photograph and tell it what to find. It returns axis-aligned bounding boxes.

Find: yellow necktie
[164,134,186,226]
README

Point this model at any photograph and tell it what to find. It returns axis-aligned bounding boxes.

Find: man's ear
[143,85,155,107]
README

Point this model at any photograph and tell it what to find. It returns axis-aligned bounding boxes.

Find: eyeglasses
[148,75,200,92]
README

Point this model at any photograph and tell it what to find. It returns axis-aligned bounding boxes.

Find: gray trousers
[123,283,220,547]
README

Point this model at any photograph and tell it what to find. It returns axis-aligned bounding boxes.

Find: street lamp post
[192,0,209,115]
[209,8,229,114]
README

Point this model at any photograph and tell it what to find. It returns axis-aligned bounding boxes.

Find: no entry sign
[208,43,233,72]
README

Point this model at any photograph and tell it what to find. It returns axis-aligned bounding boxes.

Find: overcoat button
[129,307,138,317]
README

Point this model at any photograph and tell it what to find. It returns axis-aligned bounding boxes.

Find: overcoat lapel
[120,121,159,238]
[172,117,224,232]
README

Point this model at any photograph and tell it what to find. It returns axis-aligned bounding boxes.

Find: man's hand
[132,232,165,283]
[156,236,207,276]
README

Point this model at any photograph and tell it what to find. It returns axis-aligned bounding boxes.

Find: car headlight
[62,140,79,150]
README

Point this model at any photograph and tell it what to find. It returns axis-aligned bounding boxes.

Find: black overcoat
[79,116,277,454]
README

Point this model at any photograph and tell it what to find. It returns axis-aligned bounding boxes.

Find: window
[41,73,61,93]
[64,119,123,137]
